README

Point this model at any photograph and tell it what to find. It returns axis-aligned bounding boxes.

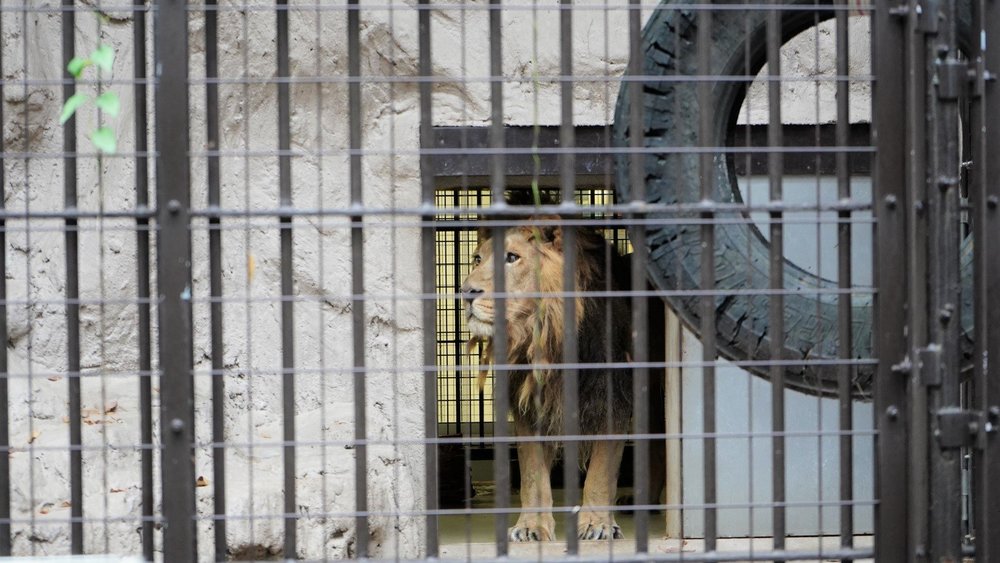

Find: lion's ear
[540,224,562,250]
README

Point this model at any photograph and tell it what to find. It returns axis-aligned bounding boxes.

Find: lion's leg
[510,433,556,542]
[578,439,625,540]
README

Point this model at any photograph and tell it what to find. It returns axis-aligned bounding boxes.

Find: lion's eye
[472,254,482,266]
[505,252,520,264]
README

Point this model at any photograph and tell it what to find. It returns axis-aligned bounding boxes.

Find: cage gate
[1,0,999,561]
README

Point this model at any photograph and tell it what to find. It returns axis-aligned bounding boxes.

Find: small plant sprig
[60,44,119,154]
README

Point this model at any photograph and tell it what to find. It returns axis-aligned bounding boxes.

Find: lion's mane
[471,222,634,439]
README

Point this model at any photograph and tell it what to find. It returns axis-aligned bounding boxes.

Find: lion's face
[460,225,563,340]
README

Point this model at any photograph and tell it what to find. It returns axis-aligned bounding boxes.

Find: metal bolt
[886,405,899,420]
[990,406,1000,418]
[939,303,955,323]
[969,420,980,435]
[167,200,182,215]
[170,418,184,434]
[884,194,898,209]
[988,195,999,209]
[914,200,925,215]
[936,44,950,58]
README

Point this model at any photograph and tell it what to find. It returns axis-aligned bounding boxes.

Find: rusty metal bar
[873,0,911,558]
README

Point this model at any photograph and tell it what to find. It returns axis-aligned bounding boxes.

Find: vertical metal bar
[904,0,929,554]
[203,0,226,559]
[154,0,197,559]
[559,0,581,555]
[765,7,785,551]
[61,1,84,552]
[628,0,649,552]
[275,1,297,557]
[696,4,717,553]
[487,1,510,554]
[834,2,854,555]
[0,5,9,552]
[134,1,155,559]
[418,0,440,555]
[347,1,370,557]
[926,0,962,557]
[973,0,1000,557]
[872,0,910,558]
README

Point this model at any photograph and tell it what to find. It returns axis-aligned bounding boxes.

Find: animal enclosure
[1,1,999,562]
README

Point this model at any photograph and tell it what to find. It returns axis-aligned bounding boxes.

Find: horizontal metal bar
[0,351,880,381]
[0,426,880,456]
[0,208,155,220]
[0,1,877,13]
[190,145,878,159]
[176,74,875,86]
[66,2,875,14]
[177,502,879,521]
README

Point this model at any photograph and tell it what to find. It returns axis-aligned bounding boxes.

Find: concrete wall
[0,1,871,559]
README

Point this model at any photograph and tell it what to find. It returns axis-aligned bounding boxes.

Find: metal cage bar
[697,4,718,552]
[348,1,370,557]
[873,0,910,558]
[276,0,298,556]
[0,3,8,553]
[154,0,197,558]
[487,0,511,555]
[203,0,227,560]
[60,1,84,552]
[560,0,582,555]
[766,7,786,550]
[972,0,1000,557]
[419,0,441,556]
[834,1,854,557]
[134,2,155,560]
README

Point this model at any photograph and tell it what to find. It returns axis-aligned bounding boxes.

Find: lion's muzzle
[461,284,494,337]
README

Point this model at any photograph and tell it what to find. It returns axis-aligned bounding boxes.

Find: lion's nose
[461,285,484,305]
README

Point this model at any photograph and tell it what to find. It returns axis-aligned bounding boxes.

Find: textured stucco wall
[1,1,870,559]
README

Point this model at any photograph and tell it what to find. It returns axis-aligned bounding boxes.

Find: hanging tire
[613,0,974,399]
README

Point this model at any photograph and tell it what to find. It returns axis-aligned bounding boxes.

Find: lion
[460,218,636,541]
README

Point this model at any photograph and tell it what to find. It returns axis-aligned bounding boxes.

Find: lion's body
[461,220,636,541]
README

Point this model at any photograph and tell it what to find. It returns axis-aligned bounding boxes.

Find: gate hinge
[936,408,988,449]
[917,344,942,387]
[936,58,968,100]
[915,0,938,32]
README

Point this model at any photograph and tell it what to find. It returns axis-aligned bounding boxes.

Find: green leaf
[95,92,120,117]
[59,93,88,124]
[67,57,89,78]
[91,126,117,154]
[91,45,114,72]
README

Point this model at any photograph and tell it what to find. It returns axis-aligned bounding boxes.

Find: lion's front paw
[577,511,623,540]
[509,515,555,542]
